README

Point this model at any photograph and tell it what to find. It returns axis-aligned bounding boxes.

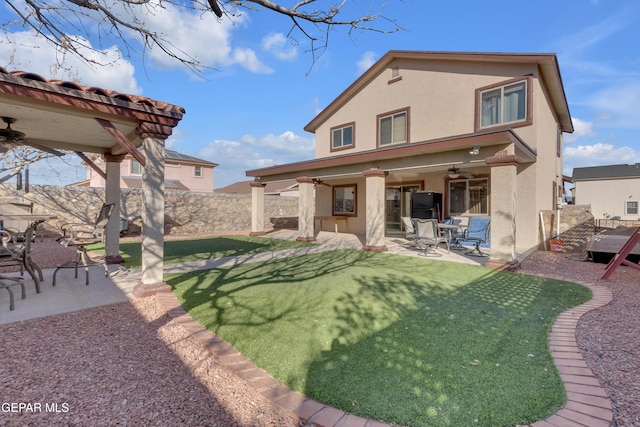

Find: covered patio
[247,129,537,270]
[0,67,185,296]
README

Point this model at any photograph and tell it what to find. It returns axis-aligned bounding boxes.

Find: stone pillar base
[249,231,267,236]
[363,245,388,253]
[132,281,173,298]
[484,259,521,271]
[296,236,316,243]
[105,254,125,265]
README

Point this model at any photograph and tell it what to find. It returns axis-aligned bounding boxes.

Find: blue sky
[1,0,640,188]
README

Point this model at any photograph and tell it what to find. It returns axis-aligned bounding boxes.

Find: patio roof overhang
[0,68,185,157]
[246,129,536,182]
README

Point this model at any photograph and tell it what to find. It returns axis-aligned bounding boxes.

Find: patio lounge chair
[414,218,447,257]
[462,216,491,257]
[53,203,114,286]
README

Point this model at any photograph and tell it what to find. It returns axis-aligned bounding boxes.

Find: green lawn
[87,235,314,267]
[168,249,591,427]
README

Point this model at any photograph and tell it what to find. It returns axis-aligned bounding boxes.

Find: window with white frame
[378,109,408,146]
[333,185,357,216]
[448,178,488,215]
[478,78,529,129]
[194,165,202,177]
[626,201,638,216]
[130,159,143,175]
[331,123,354,150]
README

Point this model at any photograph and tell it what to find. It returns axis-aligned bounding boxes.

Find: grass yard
[168,249,591,427]
[87,235,314,267]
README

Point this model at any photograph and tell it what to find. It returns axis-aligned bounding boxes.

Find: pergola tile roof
[0,67,185,114]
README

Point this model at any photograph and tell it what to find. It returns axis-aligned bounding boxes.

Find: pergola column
[296,177,316,243]
[132,122,172,297]
[485,150,521,270]
[250,181,267,236]
[103,153,125,264]
[363,168,388,252]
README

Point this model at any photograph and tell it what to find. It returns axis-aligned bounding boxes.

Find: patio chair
[401,216,417,240]
[53,203,115,286]
[414,218,448,257]
[0,275,25,311]
[0,229,43,292]
[462,216,491,257]
[448,215,469,250]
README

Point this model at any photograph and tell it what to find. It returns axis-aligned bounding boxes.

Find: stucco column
[250,181,267,236]
[485,151,521,270]
[103,153,125,264]
[296,177,316,243]
[363,168,388,252]
[133,122,172,297]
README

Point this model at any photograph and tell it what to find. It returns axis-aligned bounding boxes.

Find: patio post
[250,181,267,236]
[103,153,125,264]
[485,150,521,270]
[296,177,316,242]
[133,123,172,297]
[363,168,388,252]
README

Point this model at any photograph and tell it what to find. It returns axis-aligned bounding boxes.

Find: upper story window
[130,159,143,175]
[378,108,409,146]
[331,123,355,152]
[626,201,638,216]
[194,165,202,177]
[476,77,532,131]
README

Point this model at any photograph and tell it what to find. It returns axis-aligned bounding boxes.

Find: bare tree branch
[1,0,403,73]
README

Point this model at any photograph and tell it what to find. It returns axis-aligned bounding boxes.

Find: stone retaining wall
[0,184,298,237]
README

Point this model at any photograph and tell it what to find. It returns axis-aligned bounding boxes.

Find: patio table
[437,223,460,253]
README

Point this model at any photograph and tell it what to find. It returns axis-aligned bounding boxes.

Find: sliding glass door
[385,184,421,235]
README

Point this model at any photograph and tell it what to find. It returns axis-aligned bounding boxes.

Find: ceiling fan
[0,117,64,156]
[312,178,331,187]
[447,165,474,179]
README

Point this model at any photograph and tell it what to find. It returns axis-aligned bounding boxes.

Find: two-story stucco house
[81,149,218,192]
[246,50,573,270]
[573,163,640,220]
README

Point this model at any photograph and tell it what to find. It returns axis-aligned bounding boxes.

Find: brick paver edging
[154,279,614,427]
[527,276,614,427]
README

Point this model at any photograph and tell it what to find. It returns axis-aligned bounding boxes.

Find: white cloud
[232,48,273,74]
[563,142,640,177]
[565,117,596,143]
[127,2,272,74]
[587,81,640,129]
[198,131,315,187]
[357,51,377,74]
[261,33,298,61]
[0,30,141,94]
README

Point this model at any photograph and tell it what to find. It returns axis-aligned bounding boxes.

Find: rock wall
[540,205,595,253]
[0,184,298,237]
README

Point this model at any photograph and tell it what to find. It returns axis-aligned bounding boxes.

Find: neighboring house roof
[215,179,298,195]
[165,149,218,167]
[572,163,640,180]
[304,50,573,134]
[123,176,189,190]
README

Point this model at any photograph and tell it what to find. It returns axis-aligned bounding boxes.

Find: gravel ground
[519,250,640,427]
[1,239,638,426]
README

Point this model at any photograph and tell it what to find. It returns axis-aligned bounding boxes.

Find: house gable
[306,51,572,160]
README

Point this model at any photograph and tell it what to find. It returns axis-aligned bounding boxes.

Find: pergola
[0,68,185,296]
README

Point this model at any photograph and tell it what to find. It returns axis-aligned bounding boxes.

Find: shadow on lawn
[166,250,591,427]
[118,236,303,266]
[304,265,590,427]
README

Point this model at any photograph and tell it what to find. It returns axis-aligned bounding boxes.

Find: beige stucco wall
[315,60,538,158]
[575,178,640,220]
